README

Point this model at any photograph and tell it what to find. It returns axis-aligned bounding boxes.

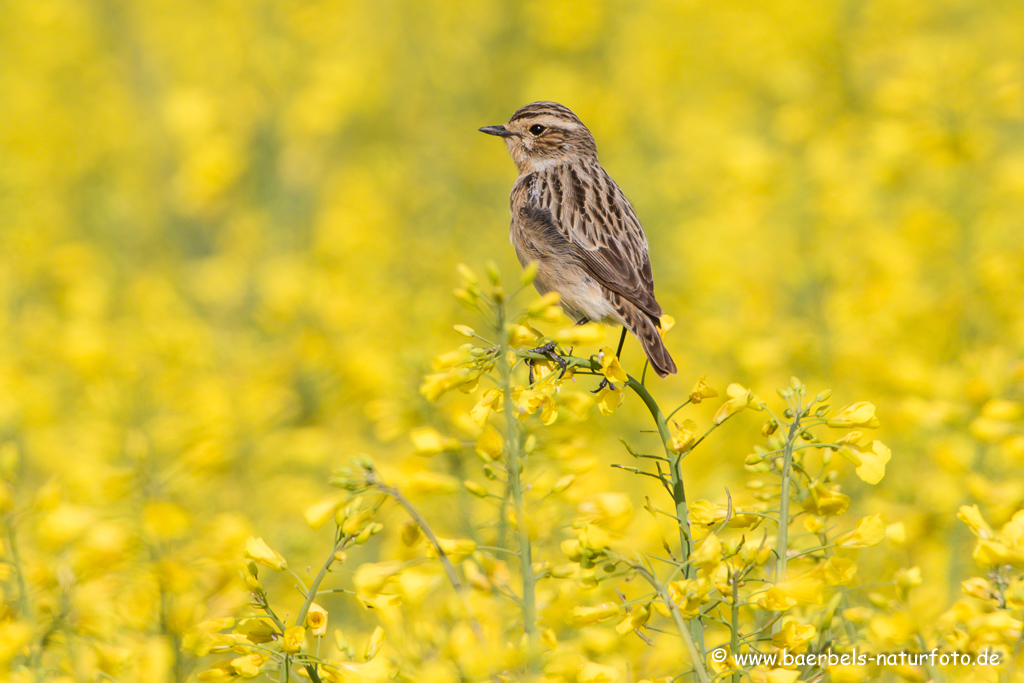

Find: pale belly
[532,264,620,325]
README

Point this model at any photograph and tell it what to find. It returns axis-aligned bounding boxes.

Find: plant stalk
[625,375,705,656]
[498,305,539,661]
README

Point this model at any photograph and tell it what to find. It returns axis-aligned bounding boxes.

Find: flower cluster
[182,271,1023,682]
[3,0,1023,680]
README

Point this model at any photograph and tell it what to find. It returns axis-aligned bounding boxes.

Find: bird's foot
[528,341,568,384]
[591,377,615,393]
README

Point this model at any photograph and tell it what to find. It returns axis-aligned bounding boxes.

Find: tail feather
[612,295,677,378]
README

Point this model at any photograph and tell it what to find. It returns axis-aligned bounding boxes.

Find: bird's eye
[529,124,546,136]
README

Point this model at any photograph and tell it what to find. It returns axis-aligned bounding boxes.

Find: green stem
[297,535,342,628]
[630,560,711,683]
[775,414,801,584]
[498,305,539,660]
[772,402,802,637]
[513,350,705,655]
[288,535,339,683]
[623,375,705,657]
[372,478,463,592]
[730,570,741,683]
[4,515,32,622]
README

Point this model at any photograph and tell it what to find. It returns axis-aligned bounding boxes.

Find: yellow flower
[569,602,620,626]
[818,557,857,586]
[689,375,718,403]
[868,612,914,647]
[507,323,541,347]
[577,523,614,552]
[957,504,993,539]
[668,419,698,455]
[667,577,711,618]
[615,605,651,634]
[281,626,305,654]
[750,668,800,683]
[231,652,267,678]
[244,537,287,571]
[320,657,393,682]
[1001,509,1024,544]
[973,539,1024,568]
[541,627,558,649]
[237,617,276,644]
[512,385,558,422]
[691,533,722,568]
[727,507,762,529]
[596,383,624,415]
[827,401,880,428]
[364,626,385,660]
[579,492,634,532]
[406,470,460,495]
[961,576,994,601]
[463,560,493,591]
[894,567,922,598]
[886,522,907,544]
[837,514,886,548]
[470,389,503,426]
[1006,578,1024,610]
[306,603,328,637]
[526,290,560,313]
[982,398,1023,420]
[598,348,629,384]
[0,621,34,666]
[657,315,676,339]
[970,416,1015,442]
[341,509,373,536]
[197,661,235,682]
[689,499,728,526]
[759,574,825,611]
[853,440,891,484]
[431,345,474,370]
[353,562,401,602]
[474,425,503,461]
[801,483,850,516]
[553,322,605,344]
[304,495,344,531]
[803,516,824,534]
[410,427,460,456]
[431,536,477,562]
[579,662,619,683]
[420,367,477,401]
[771,620,817,652]
[713,383,755,424]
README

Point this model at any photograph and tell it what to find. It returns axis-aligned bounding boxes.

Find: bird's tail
[612,295,677,378]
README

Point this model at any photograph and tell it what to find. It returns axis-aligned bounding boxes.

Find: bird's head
[480,101,598,174]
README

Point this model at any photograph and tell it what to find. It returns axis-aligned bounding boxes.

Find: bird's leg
[614,326,627,358]
[592,327,628,393]
[528,341,569,384]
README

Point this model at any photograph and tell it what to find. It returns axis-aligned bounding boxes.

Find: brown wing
[535,162,662,320]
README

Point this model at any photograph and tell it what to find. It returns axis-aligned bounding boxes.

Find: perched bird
[480,101,677,378]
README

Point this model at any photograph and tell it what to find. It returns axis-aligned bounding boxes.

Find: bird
[479,101,677,378]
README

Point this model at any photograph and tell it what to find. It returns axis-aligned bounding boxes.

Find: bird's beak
[479,125,516,138]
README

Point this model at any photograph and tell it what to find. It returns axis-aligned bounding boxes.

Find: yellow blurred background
[2,0,1023,680]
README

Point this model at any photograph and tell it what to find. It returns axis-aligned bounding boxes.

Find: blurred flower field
[2,0,1024,681]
